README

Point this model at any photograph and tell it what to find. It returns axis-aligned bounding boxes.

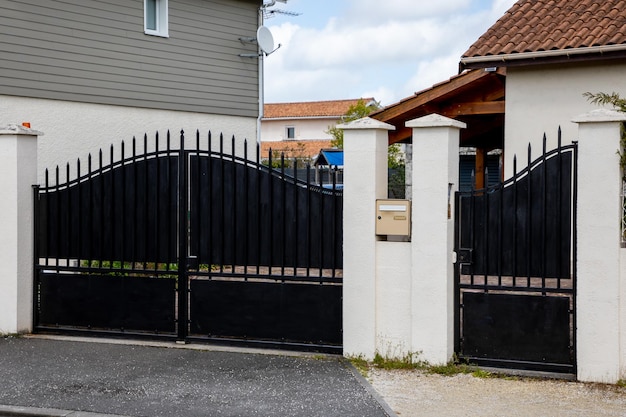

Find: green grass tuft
[372,352,426,370]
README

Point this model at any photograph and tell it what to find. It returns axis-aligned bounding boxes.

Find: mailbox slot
[376,199,411,237]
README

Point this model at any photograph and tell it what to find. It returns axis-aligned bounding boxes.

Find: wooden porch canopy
[370,68,505,150]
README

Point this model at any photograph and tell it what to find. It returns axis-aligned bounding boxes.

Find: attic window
[145,0,168,37]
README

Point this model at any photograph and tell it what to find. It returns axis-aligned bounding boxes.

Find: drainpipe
[256,6,264,152]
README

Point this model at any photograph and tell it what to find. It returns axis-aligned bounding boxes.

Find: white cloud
[264,0,518,104]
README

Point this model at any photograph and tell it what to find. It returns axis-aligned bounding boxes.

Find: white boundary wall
[0,124,39,334]
[0,96,257,182]
[573,109,626,383]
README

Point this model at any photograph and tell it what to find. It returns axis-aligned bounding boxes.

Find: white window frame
[286,126,296,140]
[144,0,169,37]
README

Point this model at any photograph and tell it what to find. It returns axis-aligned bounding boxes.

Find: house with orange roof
[261,98,376,161]
[460,0,626,176]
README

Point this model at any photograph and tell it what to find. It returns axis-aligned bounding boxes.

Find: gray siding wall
[0,0,260,117]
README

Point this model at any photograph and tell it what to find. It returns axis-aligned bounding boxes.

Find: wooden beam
[440,101,505,117]
[388,127,412,145]
[371,69,491,122]
[475,148,486,189]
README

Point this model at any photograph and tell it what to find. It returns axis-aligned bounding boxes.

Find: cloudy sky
[263,0,517,106]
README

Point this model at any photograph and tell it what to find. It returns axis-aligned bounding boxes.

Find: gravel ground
[368,368,626,417]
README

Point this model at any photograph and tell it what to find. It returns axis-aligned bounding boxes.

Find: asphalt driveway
[0,336,394,417]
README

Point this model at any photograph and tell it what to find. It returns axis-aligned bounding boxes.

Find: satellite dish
[257,26,275,55]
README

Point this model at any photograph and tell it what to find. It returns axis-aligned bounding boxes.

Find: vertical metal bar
[541,135,547,293]
[482,183,489,291]
[76,158,82,269]
[306,164,312,278]
[87,154,93,269]
[154,133,161,271]
[280,152,286,278]
[469,172,475,286]
[32,185,40,330]
[120,141,126,271]
[497,175,503,287]
[331,169,338,279]
[44,169,50,268]
[268,147,274,276]
[219,134,225,274]
[526,143,532,287]
[453,191,461,353]
[109,145,115,271]
[512,156,518,287]
[65,163,71,268]
[99,150,104,270]
[557,128,563,289]
[244,139,250,277]
[177,130,188,341]
[143,134,149,271]
[166,132,172,271]
[207,131,213,277]
[194,130,201,265]
[571,140,578,371]
[55,166,60,273]
[318,167,324,279]
[256,142,261,276]
[132,138,138,271]
[293,159,299,279]
[232,135,237,273]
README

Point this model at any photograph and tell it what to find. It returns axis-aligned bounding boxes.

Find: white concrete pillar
[407,114,464,365]
[0,124,41,334]
[573,109,626,383]
[340,117,395,359]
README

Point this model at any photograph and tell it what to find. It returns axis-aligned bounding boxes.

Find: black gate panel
[37,156,179,264]
[189,155,342,269]
[455,134,577,374]
[38,273,176,333]
[458,149,572,278]
[462,292,571,368]
[189,280,342,346]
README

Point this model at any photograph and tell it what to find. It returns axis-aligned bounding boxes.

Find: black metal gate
[454,132,577,373]
[33,131,343,353]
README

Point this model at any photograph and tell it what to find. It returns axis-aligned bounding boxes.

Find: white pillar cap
[572,108,626,124]
[338,117,395,131]
[0,123,44,136]
[406,113,466,129]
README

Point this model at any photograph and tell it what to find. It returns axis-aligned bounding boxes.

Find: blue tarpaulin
[315,149,343,166]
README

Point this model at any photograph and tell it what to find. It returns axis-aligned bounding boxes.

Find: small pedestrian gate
[454,134,577,373]
[33,131,343,353]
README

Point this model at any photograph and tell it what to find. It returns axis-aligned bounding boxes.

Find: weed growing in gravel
[0,333,21,339]
[617,380,626,388]
[372,352,426,370]
[427,362,473,376]
[347,355,369,377]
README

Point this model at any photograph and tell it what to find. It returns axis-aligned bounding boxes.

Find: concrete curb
[0,405,129,417]
[342,360,399,417]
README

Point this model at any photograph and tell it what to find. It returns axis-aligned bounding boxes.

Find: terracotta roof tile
[462,0,626,59]
[263,98,375,119]
[260,140,333,160]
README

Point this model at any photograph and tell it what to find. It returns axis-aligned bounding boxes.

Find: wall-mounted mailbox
[376,199,411,237]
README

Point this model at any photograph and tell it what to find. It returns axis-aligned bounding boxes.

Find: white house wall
[261,118,337,142]
[0,96,257,182]
[504,61,626,177]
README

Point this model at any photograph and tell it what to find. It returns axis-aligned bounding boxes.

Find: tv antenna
[262,0,301,19]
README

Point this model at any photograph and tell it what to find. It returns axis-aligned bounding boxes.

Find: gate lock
[456,248,473,264]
